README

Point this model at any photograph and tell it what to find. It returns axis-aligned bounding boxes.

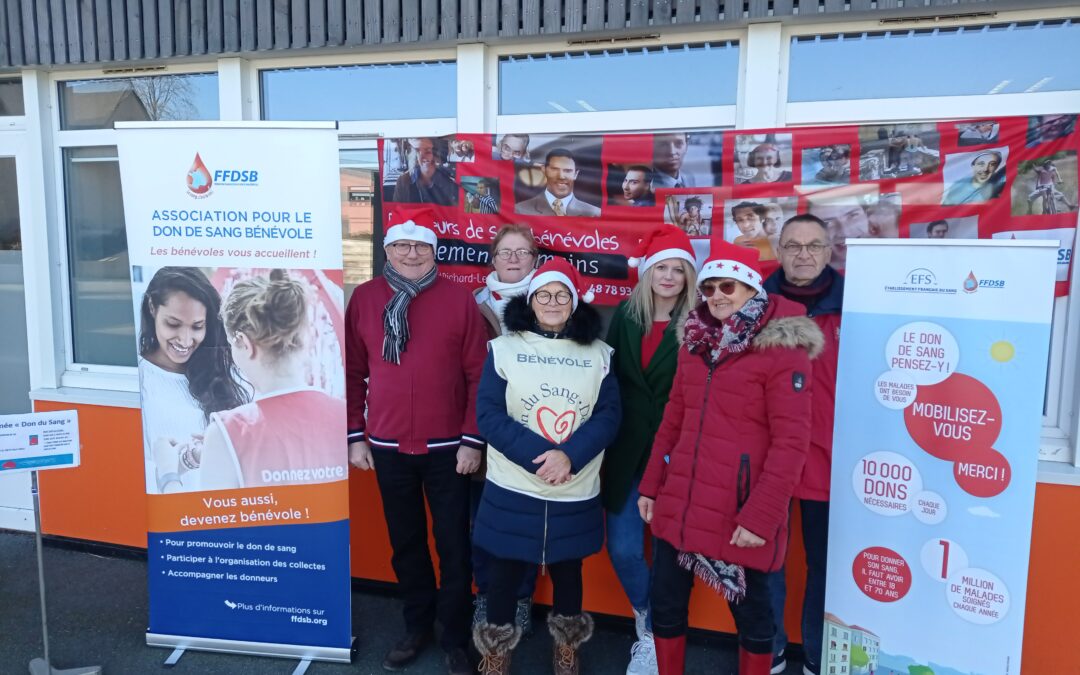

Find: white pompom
[627,257,641,269]
[581,289,595,303]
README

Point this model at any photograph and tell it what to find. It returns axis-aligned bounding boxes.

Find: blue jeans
[605,479,652,624]
[768,499,828,670]
[470,479,537,599]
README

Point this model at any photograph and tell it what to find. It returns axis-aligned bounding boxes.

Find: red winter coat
[638,296,823,573]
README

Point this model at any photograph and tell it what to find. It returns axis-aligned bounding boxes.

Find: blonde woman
[199,269,347,490]
[605,225,698,674]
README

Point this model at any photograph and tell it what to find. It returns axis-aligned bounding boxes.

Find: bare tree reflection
[129,76,199,121]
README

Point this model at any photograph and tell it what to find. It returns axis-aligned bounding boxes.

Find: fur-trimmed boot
[473,622,521,675]
[547,613,594,675]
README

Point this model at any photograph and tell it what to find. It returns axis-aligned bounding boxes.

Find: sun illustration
[990,340,1016,363]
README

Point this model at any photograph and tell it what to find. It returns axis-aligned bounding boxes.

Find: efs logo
[905,268,937,286]
[885,267,956,295]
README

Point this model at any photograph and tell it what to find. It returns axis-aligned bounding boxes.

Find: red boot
[654,635,686,675]
[738,645,773,675]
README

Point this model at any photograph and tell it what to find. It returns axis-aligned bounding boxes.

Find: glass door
[0,133,33,529]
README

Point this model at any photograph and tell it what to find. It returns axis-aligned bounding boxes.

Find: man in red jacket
[346,208,488,675]
[762,213,843,675]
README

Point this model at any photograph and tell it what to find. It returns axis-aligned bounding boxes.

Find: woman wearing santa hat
[603,225,699,675]
[470,224,541,633]
[472,257,621,675]
[637,241,822,675]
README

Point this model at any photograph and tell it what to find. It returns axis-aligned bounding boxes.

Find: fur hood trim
[752,314,824,359]
[674,307,824,359]
[503,294,603,345]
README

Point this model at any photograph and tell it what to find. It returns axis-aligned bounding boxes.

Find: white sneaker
[632,607,649,641]
[626,635,659,675]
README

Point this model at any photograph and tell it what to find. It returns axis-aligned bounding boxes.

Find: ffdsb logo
[213,169,259,185]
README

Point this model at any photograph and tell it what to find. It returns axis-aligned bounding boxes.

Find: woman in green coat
[603,225,698,675]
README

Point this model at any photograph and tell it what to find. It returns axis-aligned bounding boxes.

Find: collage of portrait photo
[378,115,1080,301]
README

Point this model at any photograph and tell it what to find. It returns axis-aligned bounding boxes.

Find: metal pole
[32,470,50,667]
[27,469,102,675]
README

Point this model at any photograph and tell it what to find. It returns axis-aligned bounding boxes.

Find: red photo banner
[379,116,1078,302]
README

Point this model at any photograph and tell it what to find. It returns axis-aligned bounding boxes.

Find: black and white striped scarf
[382,262,438,364]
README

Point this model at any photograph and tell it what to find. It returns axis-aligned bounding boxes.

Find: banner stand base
[147,633,354,664]
[163,647,185,667]
[28,658,101,675]
[156,646,314,674]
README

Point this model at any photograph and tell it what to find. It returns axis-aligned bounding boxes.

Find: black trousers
[373,450,472,651]
[651,537,775,654]
[486,556,583,626]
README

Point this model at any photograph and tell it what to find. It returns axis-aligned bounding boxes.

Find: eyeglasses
[533,290,573,306]
[389,242,434,256]
[699,280,739,297]
[780,242,828,255]
[495,248,534,260]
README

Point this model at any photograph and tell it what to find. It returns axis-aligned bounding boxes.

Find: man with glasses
[761,214,844,675]
[346,208,489,674]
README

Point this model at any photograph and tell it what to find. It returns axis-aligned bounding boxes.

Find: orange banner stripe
[148,480,349,533]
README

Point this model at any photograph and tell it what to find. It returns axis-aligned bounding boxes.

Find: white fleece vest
[487,331,612,502]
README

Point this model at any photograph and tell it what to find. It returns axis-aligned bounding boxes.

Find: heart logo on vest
[536,407,576,444]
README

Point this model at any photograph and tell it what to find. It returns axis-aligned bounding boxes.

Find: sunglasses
[699,280,740,297]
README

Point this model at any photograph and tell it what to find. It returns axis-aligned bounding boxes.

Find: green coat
[601,301,681,513]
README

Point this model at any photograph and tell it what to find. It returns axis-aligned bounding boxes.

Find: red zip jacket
[639,297,823,572]
[345,276,488,454]
[763,266,844,501]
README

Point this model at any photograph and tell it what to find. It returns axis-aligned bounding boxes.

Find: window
[0,158,19,250]
[261,62,456,121]
[788,20,1080,102]
[59,74,219,130]
[57,72,221,370]
[499,42,739,115]
[62,147,133,367]
[339,149,380,301]
[0,78,24,116]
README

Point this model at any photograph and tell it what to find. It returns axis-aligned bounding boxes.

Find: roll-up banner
[822,239,1057,675]
[378,115,1079,303]
[116,122,352,661]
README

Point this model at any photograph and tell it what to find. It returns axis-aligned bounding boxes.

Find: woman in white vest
[472,257,621,675]
[471,224,541,632]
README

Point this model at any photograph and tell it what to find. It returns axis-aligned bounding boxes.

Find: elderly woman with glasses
[474,224,539,336]
[637,241,822,675]
[472,258,621,675]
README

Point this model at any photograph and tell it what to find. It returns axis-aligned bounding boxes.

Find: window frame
[777,8,1080,468]
[488,31,743,135]
[248,48,458,138]
[48,64,222,391]
[0,75,28,129]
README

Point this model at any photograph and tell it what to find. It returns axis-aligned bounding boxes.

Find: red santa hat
[527,257,595,310]
[627,225,698,275]
[699,240,764,294]
[384,206,439,248]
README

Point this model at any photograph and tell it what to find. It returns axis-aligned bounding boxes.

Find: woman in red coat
[637,241,823,675]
